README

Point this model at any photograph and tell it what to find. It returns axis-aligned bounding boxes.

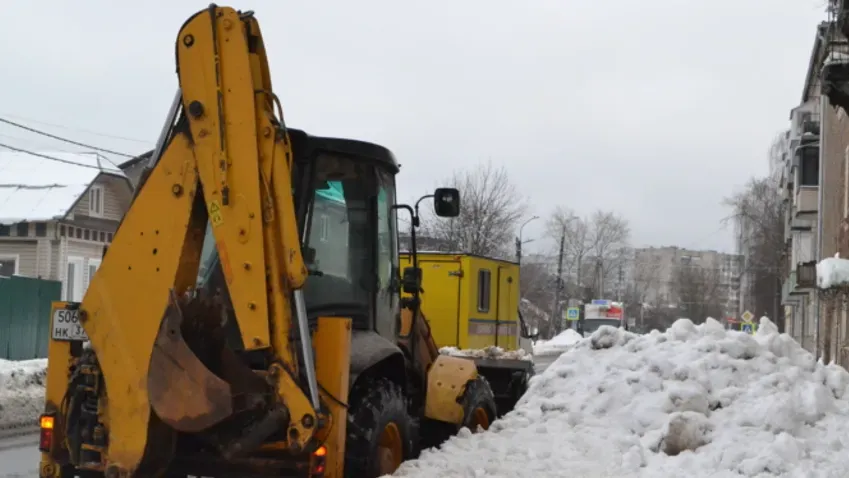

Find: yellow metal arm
[76,5,316,475]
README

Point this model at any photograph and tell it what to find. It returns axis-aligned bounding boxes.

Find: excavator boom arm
[68,5,318,475]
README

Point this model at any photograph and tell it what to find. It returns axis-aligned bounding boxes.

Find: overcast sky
[0,0,828,255]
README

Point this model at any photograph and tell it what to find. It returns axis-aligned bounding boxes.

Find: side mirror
[402,266,422,294]
[524,326,540,341]
[433,188,460,217]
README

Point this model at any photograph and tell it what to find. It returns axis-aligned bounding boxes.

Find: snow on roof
[817,256,849,289]
[392,317,849,477]
[0,151,125,224]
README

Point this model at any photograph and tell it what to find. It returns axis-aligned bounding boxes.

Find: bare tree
[723,133,787,327]
[623,256,663,323]
[545,208,630,298]
[519,260,557,337]
[420,161,527,258]
[673,264,724,322]
[546,206,589,285]
[588,210,631,297]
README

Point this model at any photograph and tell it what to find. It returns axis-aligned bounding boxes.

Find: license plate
[52,308,89,341]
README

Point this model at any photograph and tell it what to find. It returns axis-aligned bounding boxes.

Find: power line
[0,132,81,155]
[0,142,102,169]
[0,112,153,145]
[0,117,136,158]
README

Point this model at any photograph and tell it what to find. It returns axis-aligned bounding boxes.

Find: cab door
[495,266,517,350]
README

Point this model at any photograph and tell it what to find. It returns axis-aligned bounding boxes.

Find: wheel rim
[378,422,404,474]
[469,407,491,432]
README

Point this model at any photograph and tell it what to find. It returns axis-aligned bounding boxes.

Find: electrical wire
[0,112,153,145]
[0,141,103,169]
[0,116,136,158]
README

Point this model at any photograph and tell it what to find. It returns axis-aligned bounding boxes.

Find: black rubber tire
[506,369,533,412]
[460,375,497,432]
[344,376,415,478]
[420,375,498,449]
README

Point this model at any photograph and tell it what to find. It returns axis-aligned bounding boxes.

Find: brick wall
[820,104,849,364]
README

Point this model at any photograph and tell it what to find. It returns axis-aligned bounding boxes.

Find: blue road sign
[566,307,580,321]
[741,323,754,334]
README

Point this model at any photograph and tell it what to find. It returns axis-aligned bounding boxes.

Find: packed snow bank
[390,317,849,478]
[439,346,533,362]
[0,359,47,429]
[817,256,849,289]
[534,329,583,356]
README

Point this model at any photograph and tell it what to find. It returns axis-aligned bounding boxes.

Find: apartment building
[780,17,849,362]
[630,246,743,318]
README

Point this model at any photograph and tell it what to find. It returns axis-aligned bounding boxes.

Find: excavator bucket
[148,290,233,433]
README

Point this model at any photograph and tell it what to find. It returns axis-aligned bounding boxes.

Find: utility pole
[516,215,539,265]
[617,263,624,302]
[551,226,565,336]
[515,237,522,264]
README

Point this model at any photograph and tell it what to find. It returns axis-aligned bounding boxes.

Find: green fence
[0,275,62,360]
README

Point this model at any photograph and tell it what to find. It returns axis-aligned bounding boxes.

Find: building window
[0,255,18,277]
[0,225,9,237]
[477,269,492,313]
[66,256,84,302]
[75,228,82,239]
[799,147,819,186]
[99,231,106,242]
[84,229,91,241]
[35,223,47,237]
[15,222,28,237]
[107,233,113,243]
[87,258,102,289]
[89,185,105,217]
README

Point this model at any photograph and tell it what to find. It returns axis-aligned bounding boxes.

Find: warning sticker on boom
[209,200,224,227]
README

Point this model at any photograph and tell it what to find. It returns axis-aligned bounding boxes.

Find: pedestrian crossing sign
[565,307,580,321]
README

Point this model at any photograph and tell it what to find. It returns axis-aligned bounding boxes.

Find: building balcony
[794,185,818,215]
[822,43,849,112]
[782,270,814,304]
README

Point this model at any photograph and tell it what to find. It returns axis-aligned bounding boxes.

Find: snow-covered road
[0,434,39,478]
[0,356,558,477]
[0,359,47,478]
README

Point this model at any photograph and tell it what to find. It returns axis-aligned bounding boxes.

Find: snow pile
[533,329,583,356]
[440,346,533,362]
[0,359,47,429]
[817,256,849,289]
[391,317,849,478]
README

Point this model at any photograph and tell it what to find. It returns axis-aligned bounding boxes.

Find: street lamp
[516,215,540,264]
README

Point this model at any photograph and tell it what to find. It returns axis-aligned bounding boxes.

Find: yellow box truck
[400,251,536,415]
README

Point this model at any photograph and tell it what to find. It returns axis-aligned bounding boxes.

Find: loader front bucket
[148,290,233,433]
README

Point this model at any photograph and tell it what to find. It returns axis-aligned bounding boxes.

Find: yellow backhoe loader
[37,5,497,477]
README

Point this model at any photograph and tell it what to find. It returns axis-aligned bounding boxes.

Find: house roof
[118,149,153,170]
[800,22,830,105]
[0,151,126,225]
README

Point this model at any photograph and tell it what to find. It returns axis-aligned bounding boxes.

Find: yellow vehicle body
[36,5,496,478]
[400,252,533,417]
[400,252,520,351]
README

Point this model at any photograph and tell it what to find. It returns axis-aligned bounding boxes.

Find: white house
[0,151,133,301]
